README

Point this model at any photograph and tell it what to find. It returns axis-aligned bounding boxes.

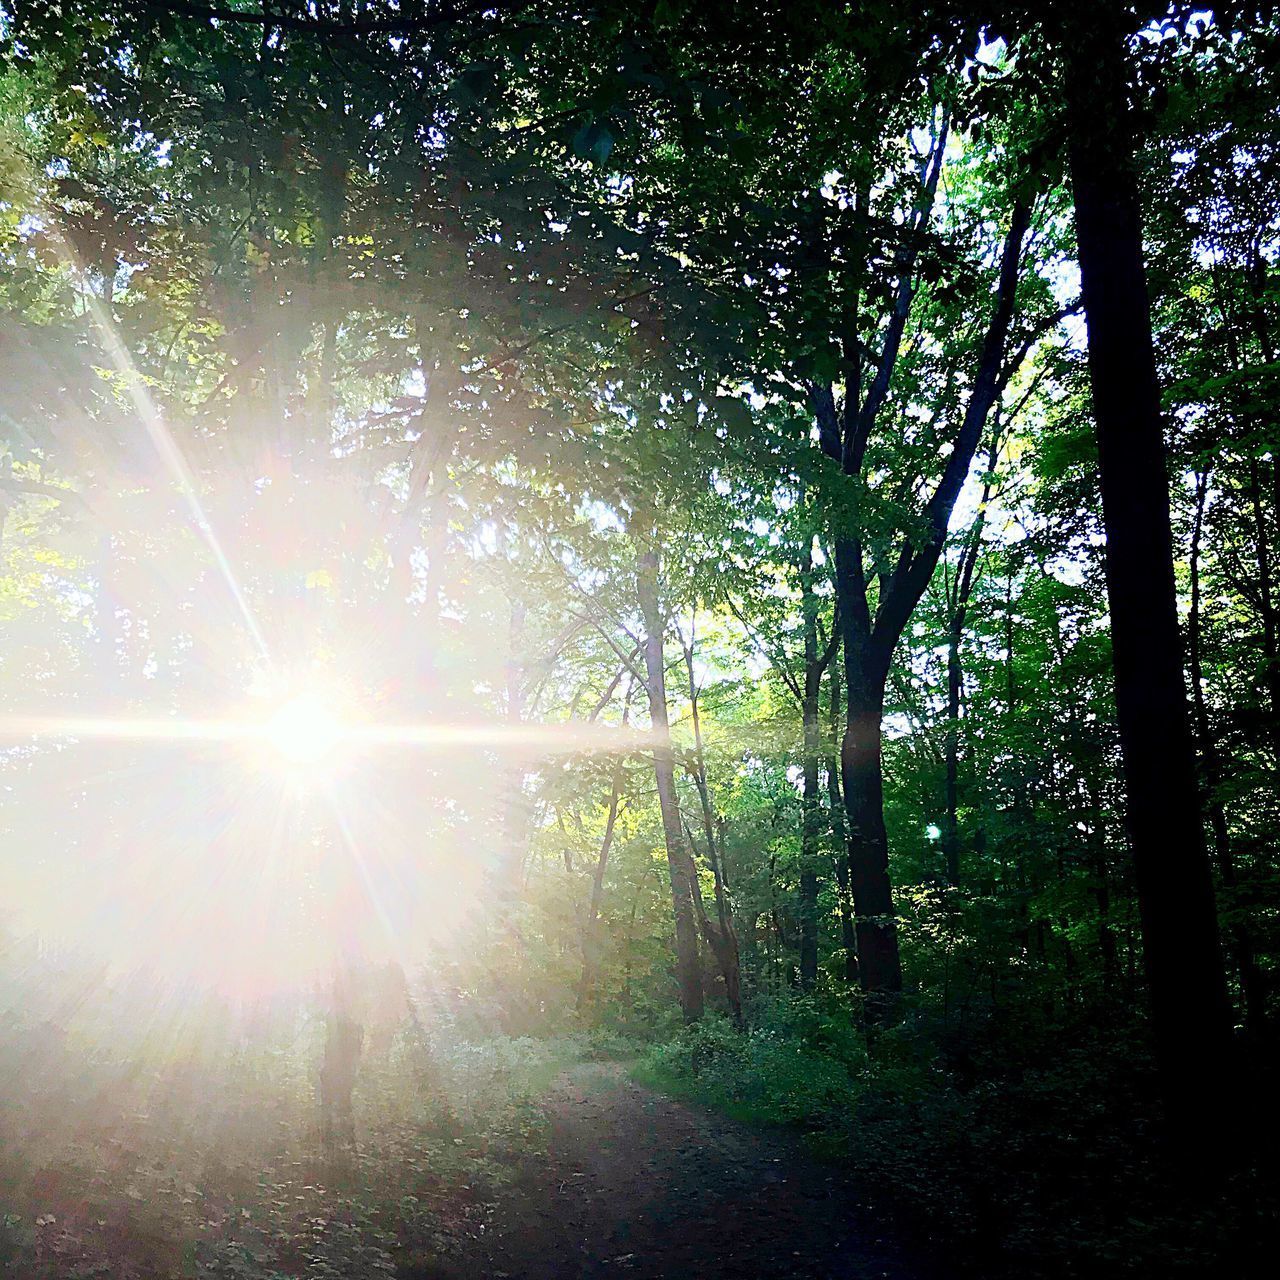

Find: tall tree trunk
[636,545,704,1022]
[839,632,902,1020]
[1065,11,1231,1114]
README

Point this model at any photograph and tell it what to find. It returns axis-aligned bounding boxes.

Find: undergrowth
[635,996,1279,1278]
[0,966,591,1280]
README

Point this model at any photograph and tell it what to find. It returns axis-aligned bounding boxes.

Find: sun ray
[81,288,273,663]
[327,798,401,961]
[0,712,656,755]
[29,178,274,668]
[0,714,250,742]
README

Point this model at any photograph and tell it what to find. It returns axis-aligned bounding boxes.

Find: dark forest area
[1,2,1279,1276]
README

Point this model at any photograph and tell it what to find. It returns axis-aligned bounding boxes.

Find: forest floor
[460,1061,931,1280]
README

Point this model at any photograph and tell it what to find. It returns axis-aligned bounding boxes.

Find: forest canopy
[1,2,1278,1277]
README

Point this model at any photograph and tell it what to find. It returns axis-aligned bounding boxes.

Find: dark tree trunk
[1065,13,1231,1113]
[839,637,902,1019]
[637,546,704,1022]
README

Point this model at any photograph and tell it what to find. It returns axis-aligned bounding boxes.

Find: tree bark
[1065,11,1232,1114]
[636,544,704,1022]
[839,639,901,1019]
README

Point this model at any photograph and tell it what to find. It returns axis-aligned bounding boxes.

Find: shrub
[636,1013,860,1133]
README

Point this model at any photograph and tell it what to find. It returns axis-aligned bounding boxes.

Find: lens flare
[263,693,347,765]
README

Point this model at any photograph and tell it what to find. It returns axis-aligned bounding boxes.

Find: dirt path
[474,1062,932,1280]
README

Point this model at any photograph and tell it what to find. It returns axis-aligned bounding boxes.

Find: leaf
[713,396,754,436]
[572,121,615,166]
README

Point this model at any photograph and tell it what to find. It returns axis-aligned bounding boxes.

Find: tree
[637,539,705,1021]
[809,179,1035,1018]
[1061,3,1232,1115]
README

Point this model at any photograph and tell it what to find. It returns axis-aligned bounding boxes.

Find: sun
[263,692,347,766]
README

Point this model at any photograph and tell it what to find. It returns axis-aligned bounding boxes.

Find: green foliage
[640,1001,1279,1277]
[636,1009,862,1133]
[0,947,591,1280]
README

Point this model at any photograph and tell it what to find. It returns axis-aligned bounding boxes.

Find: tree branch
[852,106,950,475]
[873,194,1033,653]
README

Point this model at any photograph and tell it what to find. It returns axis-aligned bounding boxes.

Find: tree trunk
[681,827,744,1026]
[636,545,704,1022]
[840,635,902,1020]
[1065,12,1231,1115]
